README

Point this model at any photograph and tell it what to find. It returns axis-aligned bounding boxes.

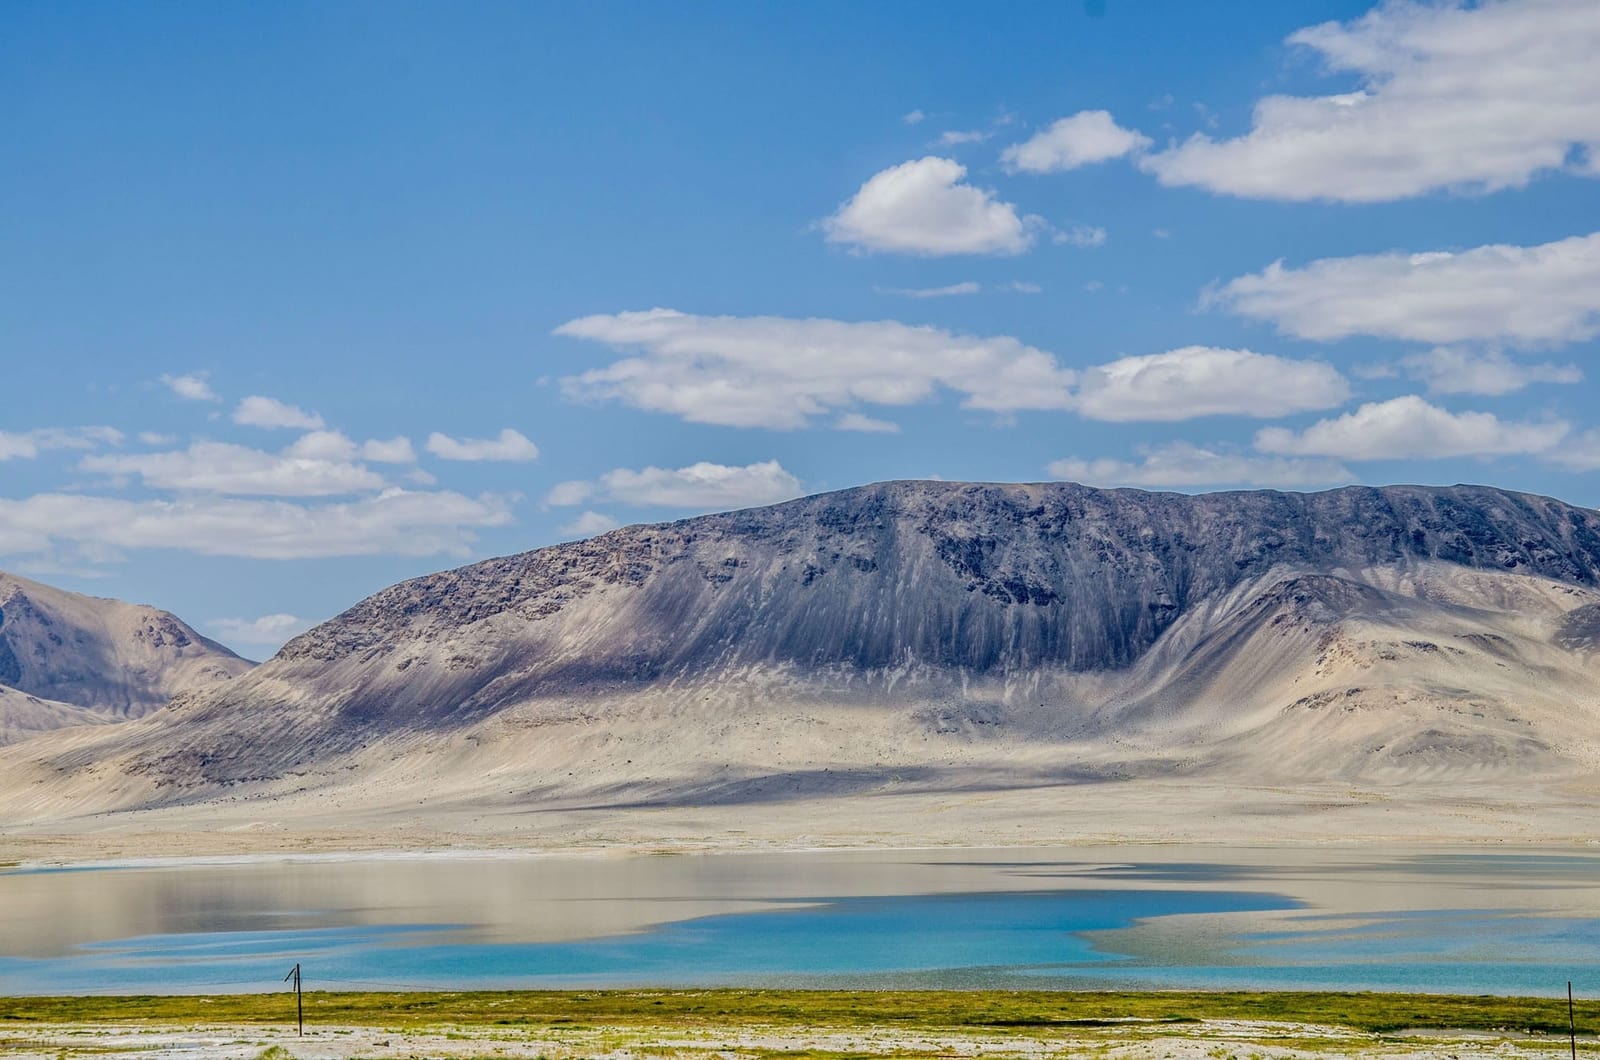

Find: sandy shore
[7,774,1600,867]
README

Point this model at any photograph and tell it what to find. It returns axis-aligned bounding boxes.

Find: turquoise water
[2,852,1597,996]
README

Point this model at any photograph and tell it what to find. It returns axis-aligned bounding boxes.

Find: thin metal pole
[1570,981,1577,1060]
[284,963,302,1037]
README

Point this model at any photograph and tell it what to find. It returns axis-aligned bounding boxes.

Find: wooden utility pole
[1570,981,1578,1060]
[284,963,302,1037]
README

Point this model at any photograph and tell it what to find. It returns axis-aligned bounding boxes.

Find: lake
[1,847,1596,995]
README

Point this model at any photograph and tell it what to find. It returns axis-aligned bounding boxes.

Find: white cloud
[1254,396,1569,460]
[1550,429,1600,471]
[1006,281,1043,294]
[1138,0,1600,202]
[1212,232,1600,346]
[938,129,990,146]
[283,430,359,461]
[424,428,539,462]
[546,460,804,511]
[903,109,926,125]
[1002,110,1152,173]
[360,436,417,463]
[878,281,981,299]
[822,157,1036,256]
[1054,224,1107,248]
[281,431,417,464]
[543,480,594,507]
[1075,347,1350,422]
[233,395,325,430]
[210,613,313,647]
[1048,442,1353,489]
[560,511,621,538]
[835,412,900,433]
[0,427,123,461]
[137,431,177,446]
[160,373,218,402]
[556,308,1077,429]
[81,441,389,496]
[1399,348,1582,395]
[0,489,512,561]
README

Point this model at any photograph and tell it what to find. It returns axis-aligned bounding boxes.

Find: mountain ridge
[3,479,1599,843]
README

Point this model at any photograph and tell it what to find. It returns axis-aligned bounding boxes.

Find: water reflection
[1,846,1597,995]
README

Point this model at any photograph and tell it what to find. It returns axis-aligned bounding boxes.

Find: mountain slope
[0,685,113,746]
[4,481,1600,833]
[0,572,253,734]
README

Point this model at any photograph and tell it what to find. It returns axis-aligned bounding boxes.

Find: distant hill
[4,481,1600,842]
[0,571,252,744]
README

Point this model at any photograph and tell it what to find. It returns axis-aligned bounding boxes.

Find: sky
[3,0,1599,656]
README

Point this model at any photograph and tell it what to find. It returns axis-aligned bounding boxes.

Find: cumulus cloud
[1002,110,1151,173]
[81,440,389,496]
[555,308,1077,429]
[1048,442,1353,489]
[160,373,218,402]
[1254,396,1568,460]
[1398,348,1582,395]
[279,431,416,464]
[1075,347,1350,422]
[425,428,539,462]
[560,511,622,538]
[0,427,123,461]
[0,489,512,561]
[1138,0,1600,201]
[233,395,325,431]
[209,613,313,648]
[822,157,1036,256]
[938,129,990,146]
[545,460,804,511]
[358,436,417,463]
[1212,232,1600,347]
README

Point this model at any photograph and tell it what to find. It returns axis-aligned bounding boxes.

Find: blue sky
[3,0,1599,655]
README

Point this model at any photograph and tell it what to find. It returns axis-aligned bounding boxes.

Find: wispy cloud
[424,428,539,462]
[160,373,219,402]
[545,460,803,511]
[233,395,325,431]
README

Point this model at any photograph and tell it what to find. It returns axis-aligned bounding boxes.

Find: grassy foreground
[0,990,1592,1036]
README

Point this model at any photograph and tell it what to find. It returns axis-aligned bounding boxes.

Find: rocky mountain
[5,481,1600,836]
[0,572,253,744]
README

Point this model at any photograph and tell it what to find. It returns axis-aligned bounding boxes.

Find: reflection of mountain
[0,571,252,744]
[4,481,1600,836]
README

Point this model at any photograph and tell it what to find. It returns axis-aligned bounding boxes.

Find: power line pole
[1570,981,1578,1060]
[284,963,302,1037]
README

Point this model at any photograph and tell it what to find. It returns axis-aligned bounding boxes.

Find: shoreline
[9,833,1600,871]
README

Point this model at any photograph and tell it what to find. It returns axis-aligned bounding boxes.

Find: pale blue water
[2,852,1597,996]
